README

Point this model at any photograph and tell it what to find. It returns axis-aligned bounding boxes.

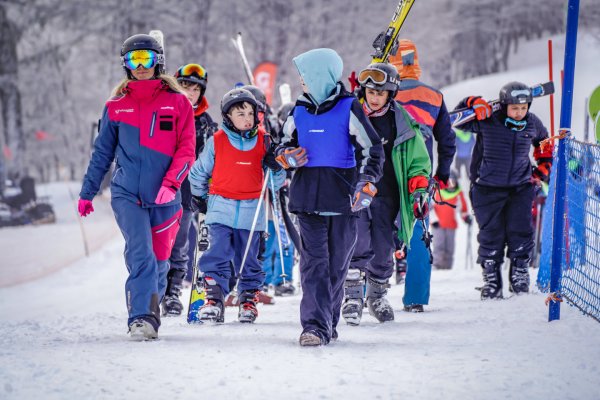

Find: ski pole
[465,223,473,270]
[269,175,288,284]
[68,186,89,257]
[233,169,271,293]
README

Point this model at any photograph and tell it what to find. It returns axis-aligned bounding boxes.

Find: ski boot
[238,290,259,323]
[394,252,407,285]
[480,259,503,300]
[162,269,186,317]
[341,268,365,326]
[299,329,326,347]
[509,257,530,294]
[128,318,158,341]
[198,276,225,323]
[403,304,424,313]
[366,277,395,322]
[274,281,296,297]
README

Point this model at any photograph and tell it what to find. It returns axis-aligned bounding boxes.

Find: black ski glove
[191,195,207,214]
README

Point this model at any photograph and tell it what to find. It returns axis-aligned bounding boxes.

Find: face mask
[505,117,527,132]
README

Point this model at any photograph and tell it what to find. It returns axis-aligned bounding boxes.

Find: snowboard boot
[198,276,225,323]
[128,318,158,341]
[509,257,530,294]
[274,281,296,297]
[395,255,407,285]
[162,269,186,317]
[238,290,259,323]
[366,277,395,322]
[480,260,503,300]
[341,268,365,326]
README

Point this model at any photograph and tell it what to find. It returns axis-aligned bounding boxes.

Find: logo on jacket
[161,106,175,110]
[236,161,252,165]
[309,129,325,133]
[115,108,134,114]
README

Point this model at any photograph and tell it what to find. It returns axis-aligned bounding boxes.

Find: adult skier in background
[78,34,196,340]
[275,48,383,346]
[343,62,431,326]
[456,81,552,299]
[162,63,217,317]
[188,88,285,324]
[389,39,456,312]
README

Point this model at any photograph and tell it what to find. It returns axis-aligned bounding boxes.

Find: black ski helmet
[499,81,532,105]
[241,85,268,113]
[358,62,400,100]
[221,88,260,133]
[175,63,208,97]
[120,34,165,79]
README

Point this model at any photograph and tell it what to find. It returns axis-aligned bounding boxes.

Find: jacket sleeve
[407,132,433,197]
[275,109,299,155]
[348,98,384,183]
[161,96,196,190]
[189,136,215,198]
[432,100,456,179]
[453,97,481,134]
[79,106,117,200]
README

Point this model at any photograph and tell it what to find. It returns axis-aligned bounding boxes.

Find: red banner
[253,62,278,106]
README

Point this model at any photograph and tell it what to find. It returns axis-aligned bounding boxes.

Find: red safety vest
[210,130,266,200]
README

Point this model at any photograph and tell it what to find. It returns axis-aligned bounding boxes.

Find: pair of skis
[449,81,555,127]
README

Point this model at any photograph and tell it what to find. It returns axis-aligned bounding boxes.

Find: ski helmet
[241,85,268,113]
[499,81,532,105]
[175,63,208,96]
[121,34,165,79]
[357,62,400,100]
[221,88,260,134]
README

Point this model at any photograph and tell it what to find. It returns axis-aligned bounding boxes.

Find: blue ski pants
[262,220,295,286]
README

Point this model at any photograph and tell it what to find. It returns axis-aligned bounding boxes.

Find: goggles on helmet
[121,49,164,70]
[358,68,389,86]
[177,63,207,80]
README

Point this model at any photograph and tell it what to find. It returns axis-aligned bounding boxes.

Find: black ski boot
[366,277,395,322]
[480,260,503,300]
[274,281,296,297]
[162,269,186,316]
[341,268,365,326]
[395,256,407,285]
[198,276,225,323]
[238,290,259,323]
[509,257,530,294]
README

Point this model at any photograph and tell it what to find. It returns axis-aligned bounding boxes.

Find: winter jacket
[388,102,432,247]
[276,48,383,215]
[433,187,468,229]
[180,97,217,210]
[80,79,196,207]
[395,79,456,180]
[188,125,285,231]
[456,98,550,188]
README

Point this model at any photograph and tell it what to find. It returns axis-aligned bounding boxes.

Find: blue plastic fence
[538,138,600,322]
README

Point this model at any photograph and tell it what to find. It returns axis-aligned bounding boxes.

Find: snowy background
[1,1,600,399]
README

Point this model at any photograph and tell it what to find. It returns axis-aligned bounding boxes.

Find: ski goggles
[510,89,532,103]
[177,63,207,80]
[505,117,528,131]
[358,68,389,86]
[121,49,164,70]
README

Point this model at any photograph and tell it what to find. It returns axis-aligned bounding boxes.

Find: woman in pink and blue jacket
[78,34,196,340]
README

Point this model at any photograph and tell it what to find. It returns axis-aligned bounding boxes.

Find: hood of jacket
[293,48,343,106]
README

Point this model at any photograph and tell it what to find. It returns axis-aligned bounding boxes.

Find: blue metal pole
[549,0,580,322]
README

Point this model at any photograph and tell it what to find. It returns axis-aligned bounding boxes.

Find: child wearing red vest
[431,175,472,270]
[188,88,285,324]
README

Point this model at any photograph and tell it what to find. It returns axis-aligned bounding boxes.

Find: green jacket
[389,101,432,247]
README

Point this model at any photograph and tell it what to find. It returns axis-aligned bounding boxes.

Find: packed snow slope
[1,34,600,400]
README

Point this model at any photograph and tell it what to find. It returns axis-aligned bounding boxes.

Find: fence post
[549,0,580,322]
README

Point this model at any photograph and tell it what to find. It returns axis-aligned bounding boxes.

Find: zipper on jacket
[149,111,157,138]
[155,218,178,233]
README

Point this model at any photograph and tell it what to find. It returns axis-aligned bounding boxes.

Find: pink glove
[78,199,94,217]
[155,186,176,204]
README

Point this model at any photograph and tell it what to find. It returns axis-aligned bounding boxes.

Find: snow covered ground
[1,33,600,400]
